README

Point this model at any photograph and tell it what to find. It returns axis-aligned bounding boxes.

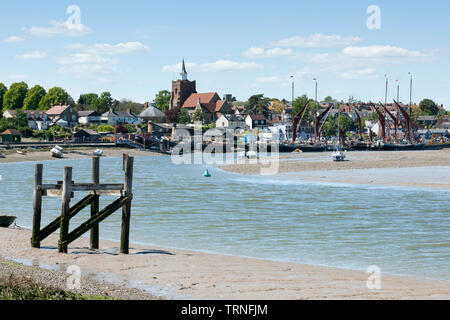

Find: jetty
[30,154,134,254]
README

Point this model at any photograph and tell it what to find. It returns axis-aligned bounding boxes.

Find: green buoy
[203,169,211,177]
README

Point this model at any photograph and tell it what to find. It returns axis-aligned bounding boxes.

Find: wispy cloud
[341,46,424,58]
[339,68,379,80]
[242,47,293,58]
[57,41,150,78]
[15,50,49,60]
[26,20,92,38]
[271,33,363,48]
[4,35,25,43]
[163,60,263,72]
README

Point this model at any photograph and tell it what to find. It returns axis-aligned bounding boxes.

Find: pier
[30,154,134,254]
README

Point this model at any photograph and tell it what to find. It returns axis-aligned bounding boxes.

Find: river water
[0,155,449,281]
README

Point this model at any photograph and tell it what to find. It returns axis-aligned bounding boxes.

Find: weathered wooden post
[31,164,43,248]
[90,157,100,249]
[120,154,134,254]
[58,167,72,253]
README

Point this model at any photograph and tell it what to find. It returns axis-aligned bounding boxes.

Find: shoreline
[1,228,449,300]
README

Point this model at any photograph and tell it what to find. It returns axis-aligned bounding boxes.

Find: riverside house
[101,108,142,125]
[78,111,102,126]
[45,105,79,128]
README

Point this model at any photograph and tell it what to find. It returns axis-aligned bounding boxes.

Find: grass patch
[0,274,114,300]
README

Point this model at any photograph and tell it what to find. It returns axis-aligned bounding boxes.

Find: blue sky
[1,0,449,108]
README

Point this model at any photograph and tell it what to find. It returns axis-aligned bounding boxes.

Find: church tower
[169,58,197,109]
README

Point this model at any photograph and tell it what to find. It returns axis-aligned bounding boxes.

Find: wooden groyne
[31,154,134,254]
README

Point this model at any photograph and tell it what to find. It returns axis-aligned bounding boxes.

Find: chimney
[147,121,153,135]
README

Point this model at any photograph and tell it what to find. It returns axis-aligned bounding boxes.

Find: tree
[97,92,113,113]
[3,82,28,111]
[39,87,72,111]
[245,94,271,117]
[323,96,334,103]
[23,85,46,110]
[78,93,99,105]
[178,108,190,124]
[155,90,171,112]
[0,83,7,111]
[164,107,180,123]
[97,124,115,133]
[322,117,337,137]
[419,99,439,116]
[268,99,285,114]
[293,94,315,123]
[192,108,203,122]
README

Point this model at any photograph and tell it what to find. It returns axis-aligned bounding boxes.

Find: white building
[216,114,245,130]
[101,109,142,125]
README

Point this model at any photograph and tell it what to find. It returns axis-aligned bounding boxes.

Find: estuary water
[0,155,449,281]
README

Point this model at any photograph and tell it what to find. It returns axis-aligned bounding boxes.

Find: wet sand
[0,147,160,164]
[220,149,450,175]
[0,228,449,300]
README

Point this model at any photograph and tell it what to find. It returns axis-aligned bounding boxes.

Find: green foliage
[178,108,190,124]
[0,274,113,300]
[322,117,337,137]
[39,87,72,111]
[0,110,29,134]
[96,92,113,114]
[78,93,99,105]
[123,124,137,133]
[323,96,334,103]
[155,90,171,112]
[245,94,271,117]
[293,95,315,123]
[3,82,28,111]
[192,108,203,122]
[23,85,46,110]
[0,83,7,111]
[419,99,439,116]
[97,124,115,133]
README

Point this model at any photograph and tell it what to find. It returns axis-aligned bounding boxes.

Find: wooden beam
[65,194,133,246]
[58,167,72,253]
[120,155,134,254]
[90,157,100,250]
[31,164,43,248]
[38,194,97,243]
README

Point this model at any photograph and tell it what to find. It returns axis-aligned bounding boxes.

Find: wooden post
[90,157,100,249]
[58,167,72,253]
[120,155,134,254]
[31,164,43,248]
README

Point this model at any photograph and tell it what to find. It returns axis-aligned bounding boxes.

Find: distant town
[1,60,449,151]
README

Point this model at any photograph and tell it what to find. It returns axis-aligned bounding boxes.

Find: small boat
[0,216,16,228]
[93,149,104,156]
[292,148,303,154]
[50,146,63,158]
[16,150,27,155]
[0,153,5,158]
[332,150,345,162]
[203,169,211,177]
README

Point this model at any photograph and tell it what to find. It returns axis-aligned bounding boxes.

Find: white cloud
[271,33,363,48]
[162,62,197,73]
[256,76,280,83]
[342,45,424,58]
[242,47,293,58]
[339,68,378,80]
[15,50,48,60]
[163,60,263,72]
[200,60,263,72]
[4,35,25,43]
[57,42,149,78]
[27,20,91,38]
[68,42,151,55]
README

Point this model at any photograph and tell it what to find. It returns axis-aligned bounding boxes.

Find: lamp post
[313,78,318,142]
[396,80,399,102]
[384,74,388,106]
[408,72,413,116]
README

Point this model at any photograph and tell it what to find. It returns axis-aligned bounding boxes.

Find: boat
[203,169,211,177]
[279,143,328,153]
[0,153,5,158]
[0,216,16,228]
[50,146,63,158]
[16,150,27,155]
[332,106,346,162]
[291,148,303,154]
[93,149,104,156]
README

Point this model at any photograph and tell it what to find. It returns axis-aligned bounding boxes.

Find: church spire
[180,58,188,80]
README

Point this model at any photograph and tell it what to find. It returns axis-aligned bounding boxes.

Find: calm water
[0,156,449,281]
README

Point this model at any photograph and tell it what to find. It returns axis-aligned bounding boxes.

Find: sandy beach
[0,147,160,164]
[220,149,450,189]
[0,228,449,300]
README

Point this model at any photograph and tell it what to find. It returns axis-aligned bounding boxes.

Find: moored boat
[50,146,63,158]
[0,216,16,228]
